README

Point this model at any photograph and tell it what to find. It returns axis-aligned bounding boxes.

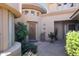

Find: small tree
[15,22,28,42]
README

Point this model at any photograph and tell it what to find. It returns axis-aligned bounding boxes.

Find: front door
[28,21,36,41]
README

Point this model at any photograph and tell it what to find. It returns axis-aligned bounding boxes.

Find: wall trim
[0,3,21,18]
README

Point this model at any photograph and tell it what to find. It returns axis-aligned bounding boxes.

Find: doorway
[54,22,65,45]
[28,21,37,41]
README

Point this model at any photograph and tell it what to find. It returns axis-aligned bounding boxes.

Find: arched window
[25,10,28,14]
[31,11,35,15]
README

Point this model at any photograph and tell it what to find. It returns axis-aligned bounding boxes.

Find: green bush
[66,31,79,56]
[15,22,28,42]
[22,41,37,55]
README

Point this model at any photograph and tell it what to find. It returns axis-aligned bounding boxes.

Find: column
[2,9,9,52]
[0,9,3,52]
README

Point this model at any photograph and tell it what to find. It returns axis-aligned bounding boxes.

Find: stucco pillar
[0,9,9,52]
[1,9,9,52]
[0,9,3,53]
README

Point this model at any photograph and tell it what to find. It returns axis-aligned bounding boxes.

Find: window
[77,24,79,30]
[58,3,61,6]
[31,11,35,15]
[68,24,76,31]
[25,10,28,14]
[71,3,73,7]
[64,3,67,5]
[8,12,14,48]
[68,23,79,31]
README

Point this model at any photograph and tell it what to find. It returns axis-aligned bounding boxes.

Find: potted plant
[48,32,55,43]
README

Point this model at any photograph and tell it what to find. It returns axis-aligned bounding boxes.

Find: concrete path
[35,40,66,56]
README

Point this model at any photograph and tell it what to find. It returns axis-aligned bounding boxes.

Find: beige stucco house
[0,3,79,56]
[16,3,79,43]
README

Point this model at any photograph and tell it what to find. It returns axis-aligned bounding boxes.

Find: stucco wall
[39,16,54,41]
[15,9,41,41]
[39,8,77,40]
[53,13,74,21]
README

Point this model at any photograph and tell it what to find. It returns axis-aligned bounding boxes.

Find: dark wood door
[28,21,36,40]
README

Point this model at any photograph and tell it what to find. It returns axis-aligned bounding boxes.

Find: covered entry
[54,20,79,45]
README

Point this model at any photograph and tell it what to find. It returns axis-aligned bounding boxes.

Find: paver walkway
[35,40,66,56]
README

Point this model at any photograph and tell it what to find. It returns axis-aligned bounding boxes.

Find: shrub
[66,31,79,56]
[15,22,28,42]
[22,41,37,55]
